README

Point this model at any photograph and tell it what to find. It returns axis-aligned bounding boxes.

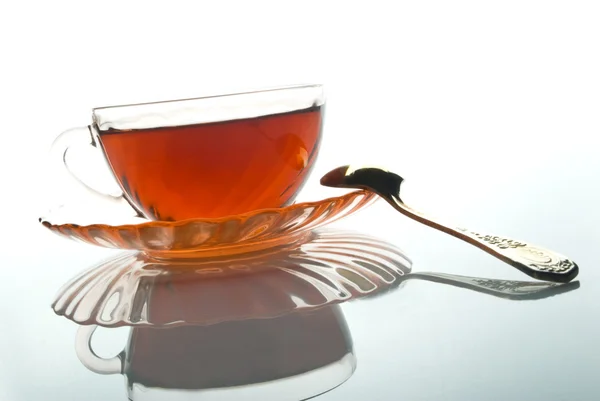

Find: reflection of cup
[76,305,354,401]
[51,84,324,221]
[62,230,412,400]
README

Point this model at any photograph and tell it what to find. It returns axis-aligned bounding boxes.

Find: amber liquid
[99,106,323,221]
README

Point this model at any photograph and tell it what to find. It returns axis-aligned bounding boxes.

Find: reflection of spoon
[402,272,579,301]
[321,166,579,283]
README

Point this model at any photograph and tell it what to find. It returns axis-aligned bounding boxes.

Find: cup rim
[92,83,323,112]
[91,83,324,132]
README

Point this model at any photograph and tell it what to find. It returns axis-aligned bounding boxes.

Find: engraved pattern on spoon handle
[455,228,578,281]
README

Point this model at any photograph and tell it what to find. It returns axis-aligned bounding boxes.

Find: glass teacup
[52,84,325,221]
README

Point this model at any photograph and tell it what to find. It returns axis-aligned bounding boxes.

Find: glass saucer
[51,229,412,328]
[40,190,377,259]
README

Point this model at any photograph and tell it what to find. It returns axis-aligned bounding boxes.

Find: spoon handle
[388,196,578,283]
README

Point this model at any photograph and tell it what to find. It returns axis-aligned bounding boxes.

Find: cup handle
[75,325,123,375]
[50,126,127,206]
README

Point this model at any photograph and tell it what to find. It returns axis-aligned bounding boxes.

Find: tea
[98,106,323,221]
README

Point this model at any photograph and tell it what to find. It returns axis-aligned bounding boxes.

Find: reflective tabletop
[3,1,600,399]
[3,143,598,401]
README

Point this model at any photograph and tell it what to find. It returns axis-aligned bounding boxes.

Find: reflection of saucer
[52,229,412,328]
[41,190,377,258]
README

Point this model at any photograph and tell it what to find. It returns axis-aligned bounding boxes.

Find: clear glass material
[92,84,325,131]
[49,84,325,222]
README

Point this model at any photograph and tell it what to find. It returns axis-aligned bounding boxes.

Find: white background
[2,0,599,226]
[1,1,599,400]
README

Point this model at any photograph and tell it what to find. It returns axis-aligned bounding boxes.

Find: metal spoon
[320,165,579,283]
